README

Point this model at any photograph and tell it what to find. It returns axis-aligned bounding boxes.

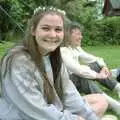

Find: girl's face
[71,28,83,46]
[33,14,64,55]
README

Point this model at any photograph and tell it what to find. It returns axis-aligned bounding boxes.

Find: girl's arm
[2,54,79,120]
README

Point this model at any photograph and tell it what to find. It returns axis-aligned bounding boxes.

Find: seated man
[61,21,120,115]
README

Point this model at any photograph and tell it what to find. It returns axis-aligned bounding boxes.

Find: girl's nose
[49,30,57,38]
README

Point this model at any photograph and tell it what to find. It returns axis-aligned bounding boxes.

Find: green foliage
[0,0,120,45]
[0,42,14,58]
[64,0,85,21]
[99,17,120,45]
[7,0,35,30]
[82,16,120,46]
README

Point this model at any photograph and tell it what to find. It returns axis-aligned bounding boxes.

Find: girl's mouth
[44,39,59,43]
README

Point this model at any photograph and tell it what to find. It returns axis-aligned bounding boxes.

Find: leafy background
[0,0,120,45]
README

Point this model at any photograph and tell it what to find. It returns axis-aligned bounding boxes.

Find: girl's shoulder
[1,45,31,67]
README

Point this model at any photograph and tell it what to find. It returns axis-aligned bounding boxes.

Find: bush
[82,16,120,46]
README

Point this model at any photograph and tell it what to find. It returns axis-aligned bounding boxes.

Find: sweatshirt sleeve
[77,47,106,67]
[2,54,79,120]
[61,64,100,120]
[61,47,98,79]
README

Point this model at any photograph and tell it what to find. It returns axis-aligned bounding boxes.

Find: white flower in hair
[43,7,45,10]
[49,7,53,10]
[61,10,66,15]
[34,6,42,15]
[57,9,66,15]
[34,6,66,15]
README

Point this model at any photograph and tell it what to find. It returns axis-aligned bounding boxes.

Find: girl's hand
[100,66,111,77]
[96,72,108,79]
[78,116,85,120]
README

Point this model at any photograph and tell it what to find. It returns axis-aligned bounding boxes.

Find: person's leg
[70,71,120,116]
[70,63,120,93]
[102,93,120,115]
[84,94,118,120]
[111,68,120,82]
[89,62,120,98]
[83,94,108,117]
[89,62,120,115]
[110,68,120,97]
[70,74,102,94]
[89,62,117,90]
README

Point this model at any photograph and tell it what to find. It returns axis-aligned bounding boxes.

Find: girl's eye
[42,27,49,31]
[55,28,63,32]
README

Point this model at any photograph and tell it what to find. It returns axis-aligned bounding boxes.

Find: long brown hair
[1,7,66,103]
[23,7,66,103]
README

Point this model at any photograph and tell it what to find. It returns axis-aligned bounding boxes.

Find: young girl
[0,6,108,120]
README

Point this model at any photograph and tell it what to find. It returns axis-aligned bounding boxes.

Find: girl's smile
[32,14,64,55]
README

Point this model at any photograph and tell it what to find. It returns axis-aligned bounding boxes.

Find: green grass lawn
[0,42,120,118]
[84,45,120,68]
[0,41,14,58]
[84,45,120,119]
